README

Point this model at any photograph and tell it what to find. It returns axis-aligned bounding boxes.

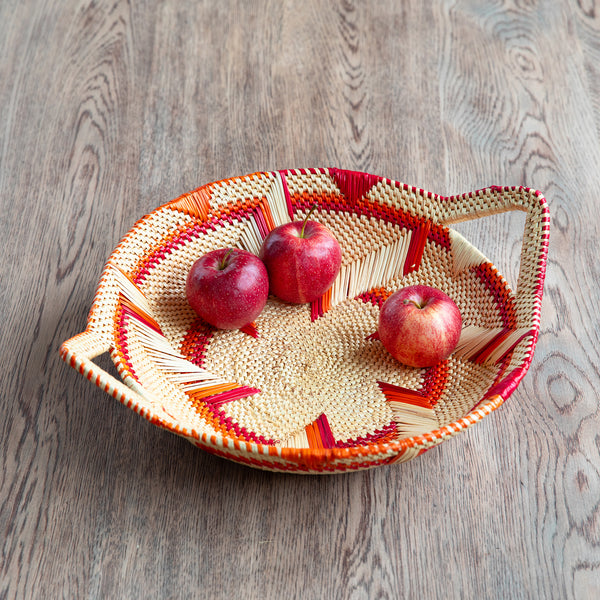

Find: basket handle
[436,185,550,314]
[59,329,149,409]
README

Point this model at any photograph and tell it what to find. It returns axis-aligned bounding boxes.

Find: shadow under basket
[60,168,550,473]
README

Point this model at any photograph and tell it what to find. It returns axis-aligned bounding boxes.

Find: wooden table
[2,1,599,598]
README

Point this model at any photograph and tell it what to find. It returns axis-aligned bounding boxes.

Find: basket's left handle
[60,329,148,407]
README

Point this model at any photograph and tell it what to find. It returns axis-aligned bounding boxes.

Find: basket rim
[61,168,551,469]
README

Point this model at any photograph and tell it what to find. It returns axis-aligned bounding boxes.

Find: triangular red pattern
[330,168,382,205]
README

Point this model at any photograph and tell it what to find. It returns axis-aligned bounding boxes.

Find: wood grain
[1,1,599,598]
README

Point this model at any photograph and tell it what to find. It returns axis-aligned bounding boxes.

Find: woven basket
[60,168,549,473]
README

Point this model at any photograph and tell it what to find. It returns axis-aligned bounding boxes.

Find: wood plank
[1,1,599,598]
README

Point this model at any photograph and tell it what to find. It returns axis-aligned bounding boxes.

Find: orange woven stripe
[168,185,212,219]
[287,189,446,255]
[129,221,193,282]
[305,421,320,449]
[119,296,162,332]
[322,286,332,313]
[187,382,240,401]
[423,359,450,404]
[311,286,332,320]
[148,190,273,285]
[257,197,276,231]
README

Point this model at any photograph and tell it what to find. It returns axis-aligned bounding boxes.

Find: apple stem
[403,298,425,309]
[219,248,235,270]
[300,204,318,238]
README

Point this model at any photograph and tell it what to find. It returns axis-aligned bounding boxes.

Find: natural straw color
[60,169,550,473]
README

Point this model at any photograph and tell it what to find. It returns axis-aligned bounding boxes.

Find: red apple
[378,285,462,368]
[186,248,269,329]
[258,207,342,304]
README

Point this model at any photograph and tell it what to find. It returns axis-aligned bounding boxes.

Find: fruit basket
[60,168,550,473]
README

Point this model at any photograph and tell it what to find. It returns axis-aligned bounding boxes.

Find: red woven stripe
[120,297,162,333]
[315,414,336,449]
[403,220,431,276]
[180,318,215,368]
[420,360,450,404]
[253,205,270,239]
[474,263,517,329]
[334,421,398,448]
[258,198,276,231]
[202,386,261,407]
[278,171,295,219]
[473,329,533,365]
[188,382,259,405]
[377,381,434,409]
[239,322,259,338]
[310,287,332,321]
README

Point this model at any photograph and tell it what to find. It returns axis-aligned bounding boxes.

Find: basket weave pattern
[60,168,549,473]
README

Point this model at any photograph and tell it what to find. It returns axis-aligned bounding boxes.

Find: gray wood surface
[2,1,599,598]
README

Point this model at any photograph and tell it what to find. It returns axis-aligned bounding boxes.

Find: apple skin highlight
[378,285,462,368]
[186,248,269,329]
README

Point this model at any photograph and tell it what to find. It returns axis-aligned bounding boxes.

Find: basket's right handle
[436,186,549,403]
[437,185,550,318]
